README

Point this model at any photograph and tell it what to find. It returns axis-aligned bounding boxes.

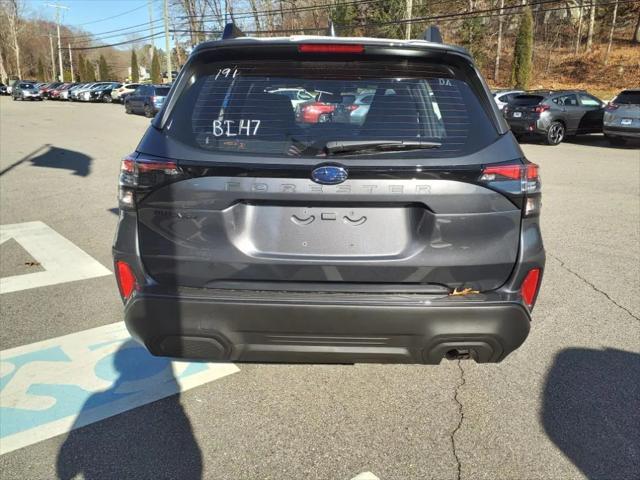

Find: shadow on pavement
[565,134,640,150]
[0,144,92,177]
[56,341,202,480]
[542,348,640,479]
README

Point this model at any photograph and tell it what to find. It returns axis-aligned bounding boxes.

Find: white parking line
[0,322,239,455]
[0,221,111,294]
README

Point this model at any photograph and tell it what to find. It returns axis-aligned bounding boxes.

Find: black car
[124,84,170,117]
[0,83,7,95]
[113,26,544,365]
[503,90,605,145]
[89,82,122,102]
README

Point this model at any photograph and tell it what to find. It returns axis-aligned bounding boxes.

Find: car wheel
[546,121,565,145]
[144,105,154,118]
[125,103,132,114]
[103,95,112,103]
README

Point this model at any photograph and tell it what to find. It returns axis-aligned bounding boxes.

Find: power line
[68,31,165,50]
[73,1,155,27]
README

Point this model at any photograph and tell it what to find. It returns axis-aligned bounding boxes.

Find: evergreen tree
[63,69,72,82]
[511,7,534,90]
[98,54,110,80]
[150,49,161,84]
[36,57,45,81]
[78,53,87,82]
[85,59,96,82]
[130,50,139,83]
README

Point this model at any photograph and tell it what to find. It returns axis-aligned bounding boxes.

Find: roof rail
[423,25,442,43]
[222,22,245,40]
[327,20,336,37]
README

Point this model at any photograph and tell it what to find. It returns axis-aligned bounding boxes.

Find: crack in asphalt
[549,253,640,322]
[451,359,466,480]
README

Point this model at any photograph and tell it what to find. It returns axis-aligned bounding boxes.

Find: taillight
[298,44,364,54]
[118,153,183,209]
[479,162,541,216]
[532,105,550,114]
[520,268,541,308]
[347,104,359,111]
[115,260,138,300]
[605,102,619,111]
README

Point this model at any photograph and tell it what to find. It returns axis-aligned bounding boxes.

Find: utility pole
[46,3,69,81]
[405,0,414,40]
[148,0,155,66]
[163,0,172,83]
[49,34,56,81]
[68,43,73,81]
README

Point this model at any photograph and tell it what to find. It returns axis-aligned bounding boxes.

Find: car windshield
[614,91,640,105]
[165,59,498,159]
[20,83,35,89]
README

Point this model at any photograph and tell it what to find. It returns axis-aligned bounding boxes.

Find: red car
[299,92,357,123]
[49,83,73,100]
[39,82,63,99]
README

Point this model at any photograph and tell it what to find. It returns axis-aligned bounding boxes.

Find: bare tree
[494,0,505,81]
[586,0,596,51]
[633,11,640,43]
[604,0,618,65]
[3,0,24,78]
[0,48,8,82]
[248,0,261,30]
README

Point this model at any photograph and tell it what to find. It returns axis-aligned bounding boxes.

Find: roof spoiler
[423,25,442,43]
[222,22,245,40]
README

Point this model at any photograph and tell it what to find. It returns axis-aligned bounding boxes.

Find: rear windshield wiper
[325,140,442,155]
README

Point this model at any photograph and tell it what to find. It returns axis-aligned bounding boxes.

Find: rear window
[165,59,498,159]
[614,91,640,105]
[154,87,170,96]
[511,95,544,106]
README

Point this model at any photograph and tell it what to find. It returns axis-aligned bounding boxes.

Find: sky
[24,0,168,50]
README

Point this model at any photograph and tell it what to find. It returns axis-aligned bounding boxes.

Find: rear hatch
[505,94,546,122]
[606,91,640,129]
[128,41,533,292]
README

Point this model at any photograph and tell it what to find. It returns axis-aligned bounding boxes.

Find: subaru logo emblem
[311,165,348,185]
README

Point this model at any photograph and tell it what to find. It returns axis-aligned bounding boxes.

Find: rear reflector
[115,261,138,300]
[521,268,541,308]
[298,44,364,54]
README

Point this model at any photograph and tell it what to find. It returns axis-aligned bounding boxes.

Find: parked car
[39,82,63,99]
[49,82,74,100]
[298,91,348,123]
[113,28,544,365]
[0,83,7,95]
[349,92,375,124]
[492,89,524,110]
[12,81,43,101]
[70,82,101,101]
[88,82,121,102]
[124,84,170,117]
[66,83,88,100]
[111,82,142,103]
[603,89,640,145]
[503,90,604,145]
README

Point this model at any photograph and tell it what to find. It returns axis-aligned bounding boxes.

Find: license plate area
[513,111,522,118]
[227,203,427,259]
[621,118,632,125]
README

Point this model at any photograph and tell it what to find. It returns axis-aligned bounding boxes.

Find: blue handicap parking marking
[0,322,239,455]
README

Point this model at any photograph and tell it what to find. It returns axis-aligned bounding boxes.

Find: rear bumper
[604,126,640,138]
[124,288,531,364]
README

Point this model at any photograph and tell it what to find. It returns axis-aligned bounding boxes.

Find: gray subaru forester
[113,26,545,365]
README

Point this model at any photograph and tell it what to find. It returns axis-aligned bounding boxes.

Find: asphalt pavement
[0,96,638,480]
